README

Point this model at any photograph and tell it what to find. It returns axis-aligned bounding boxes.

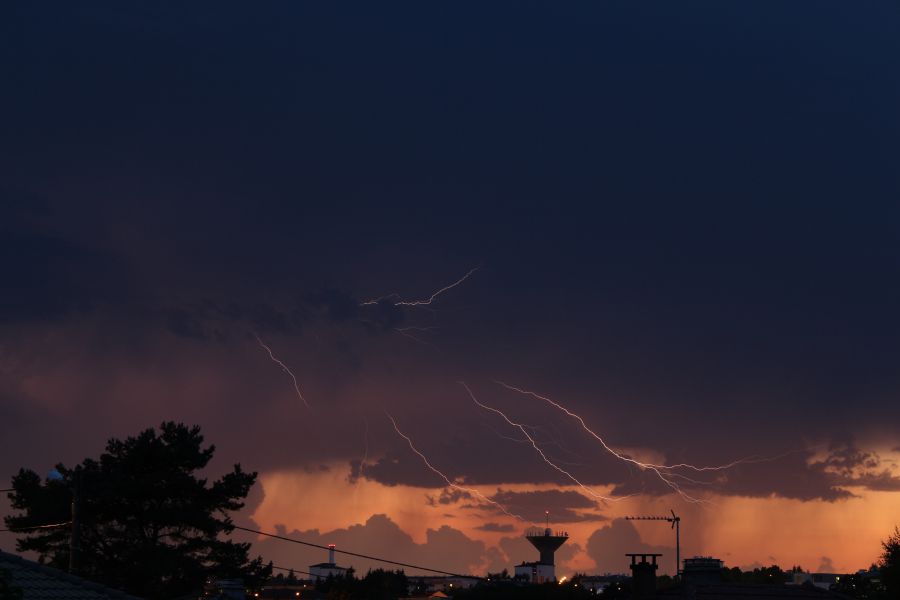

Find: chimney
[328,544,336,565]
[626,554,661,600]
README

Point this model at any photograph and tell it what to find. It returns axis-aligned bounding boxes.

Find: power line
[231,525,479,579]
[271,565,314,578]
[0,521,72,533]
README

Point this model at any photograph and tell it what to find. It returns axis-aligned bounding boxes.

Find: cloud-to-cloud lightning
[255,334,310,408]
[385,411,533,524]
[392,327,441,350]
[353,417,370,506]
[492,380,778,503]
[361,267,479,307]
[461,383,627,503]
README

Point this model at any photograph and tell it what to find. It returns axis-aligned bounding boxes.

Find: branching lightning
[385,411,533,524]
[361,267,479,307]
[461,383,629,503]
[255,334,310,409]
[492,380,781,503]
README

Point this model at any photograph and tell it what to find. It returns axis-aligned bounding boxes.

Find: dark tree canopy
[881,526,900,597]
[315,569,408,600]
[4,422,271,600]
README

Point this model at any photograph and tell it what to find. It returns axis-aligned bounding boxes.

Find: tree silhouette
[880,526,900,597]
[4,422,271,600]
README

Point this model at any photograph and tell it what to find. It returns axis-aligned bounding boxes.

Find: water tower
[514,512,569,583]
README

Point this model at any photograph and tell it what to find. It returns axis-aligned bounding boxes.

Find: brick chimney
[626,554,661,600]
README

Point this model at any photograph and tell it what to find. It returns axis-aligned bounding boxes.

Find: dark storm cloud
[163,290,405,342]
[483,490,607,524]
[709,452,856,502]
[308,289,407,332]
[610,442,900,502]
[358,407,900,502]
[816,441,881,477]
[0,198,133,324]
[426,489,473,507]
[2,0,900,546]
[849,472,900,492]
[360,450,455,489]
[813,441,900,492]
[162,300,304,341]
[476,522,515,533]
[305,289,360,323]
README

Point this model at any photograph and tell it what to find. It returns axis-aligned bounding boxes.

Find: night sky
[3,1,900,578]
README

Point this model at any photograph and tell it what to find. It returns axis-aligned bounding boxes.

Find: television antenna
[625,510,681,577]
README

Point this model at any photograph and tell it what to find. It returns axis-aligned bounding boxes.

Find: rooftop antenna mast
[625,510,681,578]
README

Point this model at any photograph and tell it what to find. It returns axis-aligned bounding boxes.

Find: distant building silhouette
[513,526,569,583]
[308,545,347,581]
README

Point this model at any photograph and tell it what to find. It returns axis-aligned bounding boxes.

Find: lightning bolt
[385,411,533,524]
[361,267,479,307]
[461,383,629,503]
[392,327,441,350]
[255,334,310,409]
[353,417,370,505]
[478,422,588,469]
[493,380,769,503]
[495,381,762,473]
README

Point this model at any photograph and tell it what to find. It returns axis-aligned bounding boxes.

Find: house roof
[0,550,142,600]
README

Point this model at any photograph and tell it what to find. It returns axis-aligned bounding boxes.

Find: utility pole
[69,468,81,575]
[625,510,681,578]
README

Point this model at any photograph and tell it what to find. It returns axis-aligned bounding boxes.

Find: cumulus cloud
[484,489,607,523]
[817,556,836,573]
[586,520,673,575]
[476,522,515,533]
[247,514,487,576]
